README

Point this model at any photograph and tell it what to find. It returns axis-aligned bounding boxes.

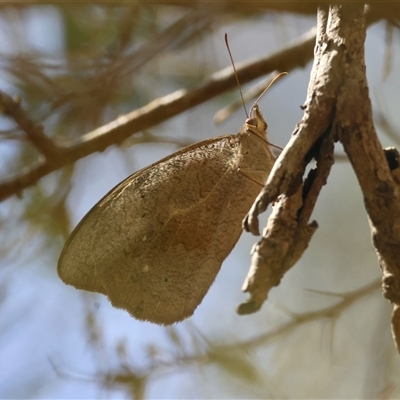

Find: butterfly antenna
[253,72,288,106]
[225,33,248,118]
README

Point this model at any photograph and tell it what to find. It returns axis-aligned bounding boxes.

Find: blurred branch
[0,91,59,158]
[0,129,26,142]
[3,6,216,133]
[4,0,400,31]
[237,279,381,349]
[74,1,400,25]
[121,130,194,149]
[55,279,379,398]
[375,109,400,148]
[18,0,400,25]
[154,280,380,377]
[214,71,279,125]
[0,27,316,202]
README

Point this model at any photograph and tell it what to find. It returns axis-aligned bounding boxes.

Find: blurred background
[0,2,399,399]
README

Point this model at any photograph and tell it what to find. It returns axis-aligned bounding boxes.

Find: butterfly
[58,73,286,325]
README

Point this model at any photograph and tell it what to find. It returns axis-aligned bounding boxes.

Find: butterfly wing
[58,134,271,324]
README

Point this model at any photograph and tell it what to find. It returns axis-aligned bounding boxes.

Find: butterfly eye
[245,117,257,129]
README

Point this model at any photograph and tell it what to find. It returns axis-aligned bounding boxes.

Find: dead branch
[332,7,400,353]
[241,4,342,312]
[239,127,334,314]
[242,3,400,353]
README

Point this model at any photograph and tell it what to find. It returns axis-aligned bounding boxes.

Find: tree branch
[0,91,59,158]
[332,6,400,353]
[242,3,400,353]
[240,5,342,312]
[239,126,334,314]
[0,28,315,202]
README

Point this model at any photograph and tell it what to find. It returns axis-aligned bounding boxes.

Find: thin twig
[99,279,381,388]
[0,91,59,158]
[52,278,380,397]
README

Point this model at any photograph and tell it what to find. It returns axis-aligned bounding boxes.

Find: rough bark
[242,3,400,353]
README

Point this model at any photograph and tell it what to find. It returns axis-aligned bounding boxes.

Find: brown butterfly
[58,73,286,325]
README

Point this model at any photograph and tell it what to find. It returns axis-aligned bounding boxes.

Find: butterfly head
[243,103,268,139]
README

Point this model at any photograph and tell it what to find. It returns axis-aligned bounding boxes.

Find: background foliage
[0,3,400,399]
